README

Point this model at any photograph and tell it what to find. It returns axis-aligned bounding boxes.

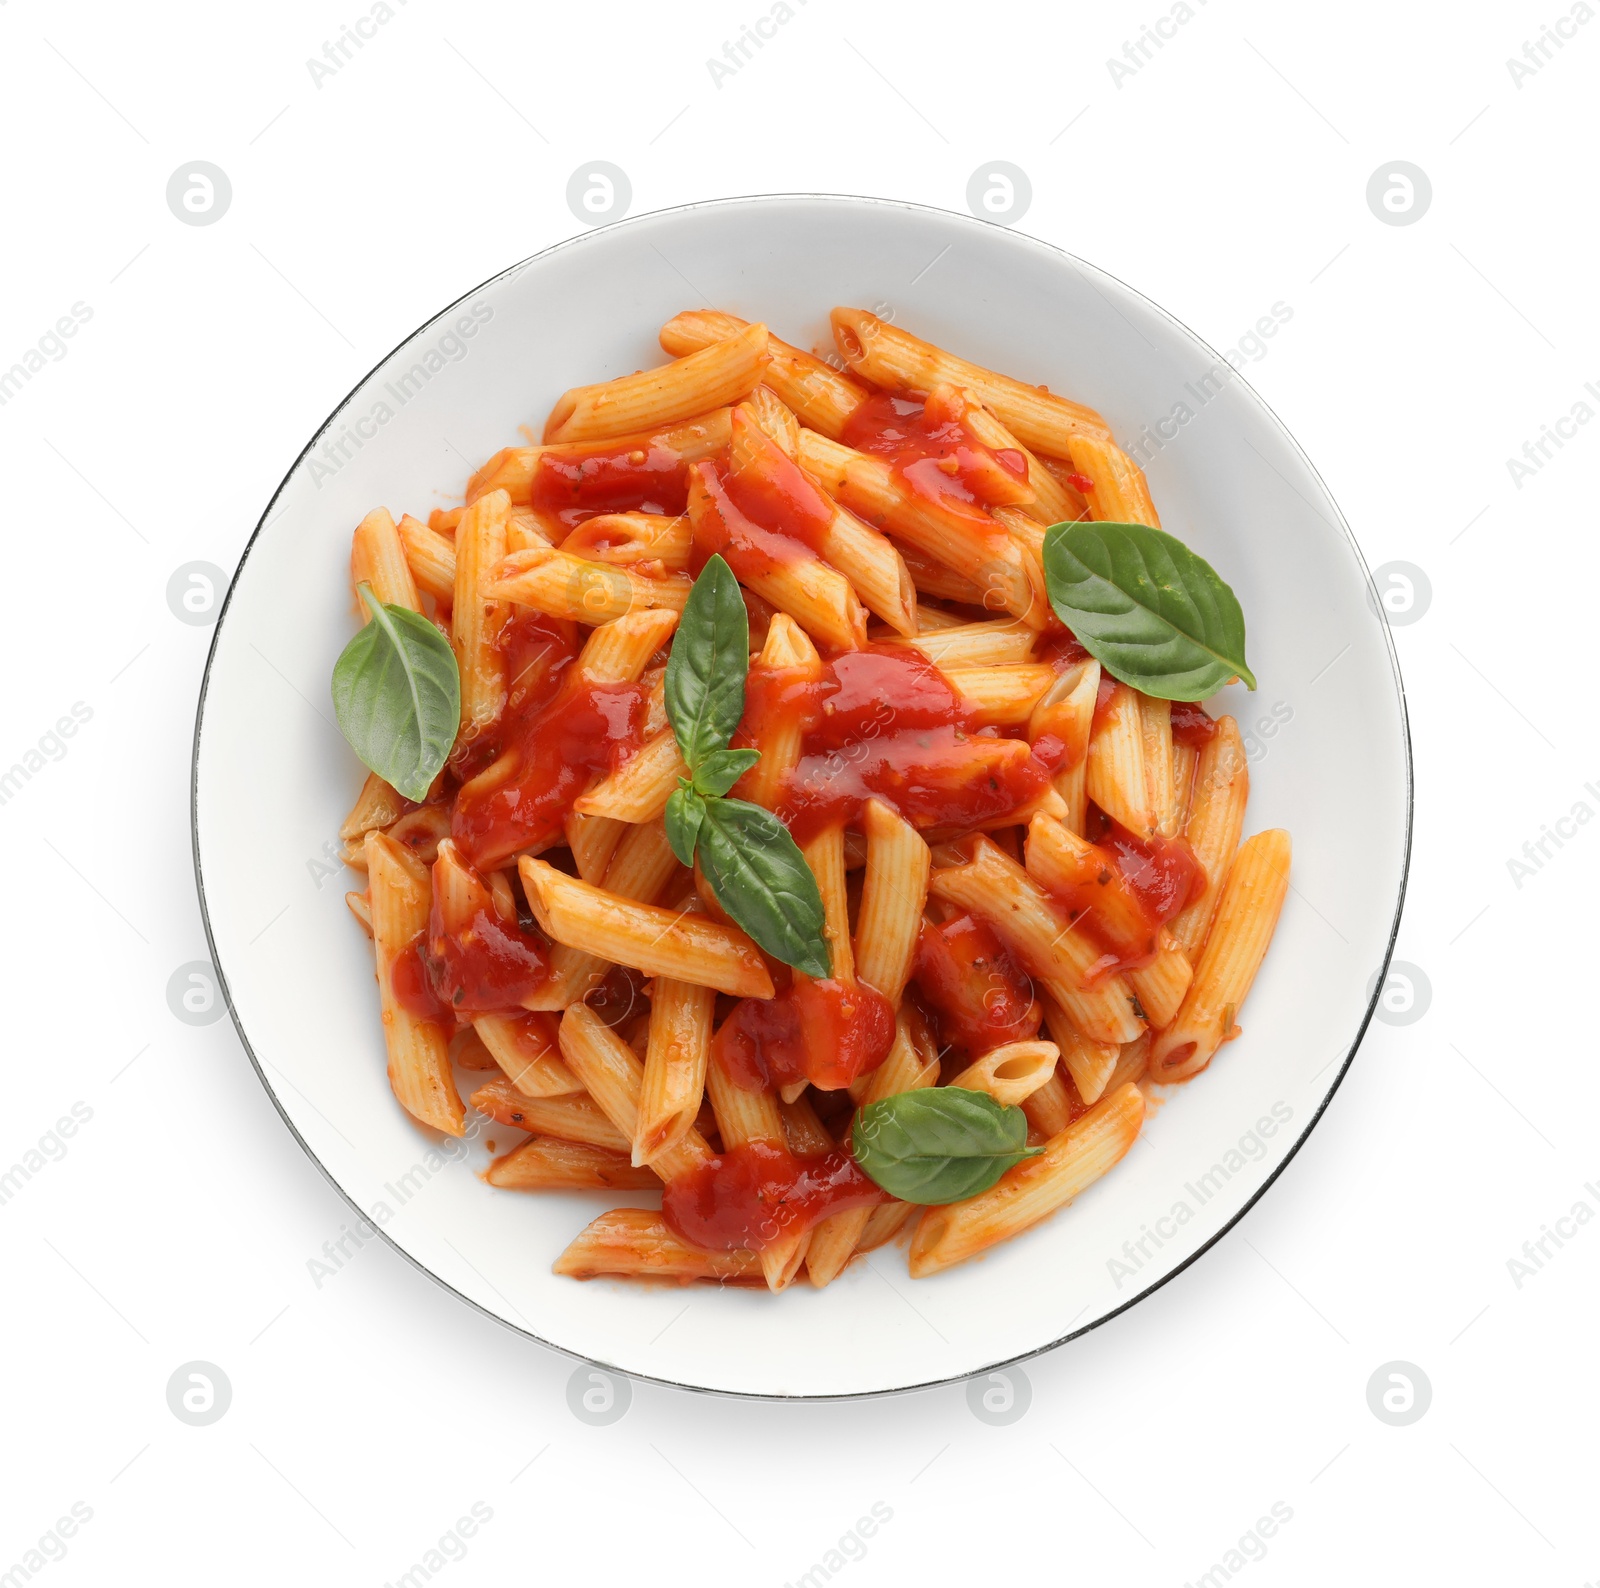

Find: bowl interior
[194,195,1408,1398]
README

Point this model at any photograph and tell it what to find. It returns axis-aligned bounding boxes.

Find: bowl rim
[190,191,1413,1401]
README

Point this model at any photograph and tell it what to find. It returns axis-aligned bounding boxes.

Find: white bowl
[193,195,1410,1399]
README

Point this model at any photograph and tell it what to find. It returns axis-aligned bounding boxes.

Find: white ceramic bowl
[193,195,1410,1398]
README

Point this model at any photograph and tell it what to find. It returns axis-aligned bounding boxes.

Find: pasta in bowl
[194,197,1406,1397]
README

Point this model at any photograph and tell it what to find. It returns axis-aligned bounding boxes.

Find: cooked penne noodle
[1040,993,1120,1105]
[452,489,510,754]
[572,726,687,823]
[364,831,464,1136]
[1086,680,1153,837]
[1028,659,1099,836]
[472,1012,583,1095]
[1020,1065,1076,1140]
[486,544,690,626]
[544,321,769,443]
[486,1136,659,1191]
[533,818,683,1009]
[893,618,1037,667]
[345,889,373,937]
[635,973,716,1166]
[829,307,1112,456]
[396,513,455,605]
[930,837,1144,1046]
[947,389,1084,525]
[1106,1031,1151,1093]
[1065,433,1161,528]
[554,1208,762,1283]
[1141,695,1177,837]
[889,540,992,605]
[949,1040,1060,1107]
[1148,830,1290,1083]
[945,664,1056,726]
[796,428,1038,623]
[1127,935,1194,1030]
[909,1082,1145,1276]
[565,812,627,884]
[521,859,774,998]
[467,410,733,505]
[1169,716,1249,960]
[747,383,802,457]
[854,800,931,1008]
[560,511,693,571]
[660,309,870,438]
[340,771,408,849]
[1172,738,1200,830]
[737,614,820,809]
[469,1077,631,1151]
[351,507,420,610]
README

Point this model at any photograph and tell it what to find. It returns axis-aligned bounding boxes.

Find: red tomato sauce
[913,913,1041,1055]
[531,440,689,530]
[423,901,549,1013]
[390,934,449,1022]
[712,973,895,1092]
[662,1139,888,1253]
[755,647,1055,842]
[841,390,1028,518]
[688,460,815,584]
[453,675,645,868]
[1048,815,1205,975]
[1170,699,1218,748]
[721,413,833,555]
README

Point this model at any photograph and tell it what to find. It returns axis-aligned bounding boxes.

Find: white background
[1,0,1594,1583]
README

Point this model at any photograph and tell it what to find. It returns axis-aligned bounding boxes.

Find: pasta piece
[737,614,820,809]
[469,1078,631,1152]
[909,1082,1145,1276]
[554,1209,762,1283]
[892,619,1037,667]
[944,664,1056,727]
[945,388,1086,525]
[659,309,869,438]
[948,1040,1060,1107]
[572,727,687,823]
[486,1137,659,1191]
[472,1012,583,1095]
[1020,1065,1076,1139]
[1148,831,1290,1083]
[829,308,1112,456]
[1169,717,1248,960]
[486,545,690,625]
[364,831,464,1136]
[395,513,455,605]
[929,837,1144,1046]
[351,507,420,610]
[559,512,692,571]
[1028,659,1099,836]
[796,429,1039,623]
[1141,695,1177,838]
[339,772,408,850]
[1086,680,1153,837]
[520,859,774,998]
[565,812,627,884]
[544,321,769,443]
[746,384,801,457]
[1065,433,1161,528]
[467,410,734,506]
[853,800,931,1008]
[345,890,373,937]
[1172,739,1200,830]
[1040,993,1119,1105]
[1127,933,1194,1030]
[635,973,716,1166]
[1106,1031,1151,1093]
[452,489,510,755]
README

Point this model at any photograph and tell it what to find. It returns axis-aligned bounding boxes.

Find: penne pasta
[945,664,1056,727]
[486,1136,659,1191]
[472,1012,583,1096]
[949,1040,1060,1107]
[486,544,690,626]
[572,726,687,823]
[351,507,420,610]
[1148,830,1290,1084]
[469,1078,632,1152]
[892,618,1037,668]
[1086,680,1153,837]
[1169,716,1249,961]
[544,320,770,444]
[635,973,716,1167]
[554,1208,762,1283]
[854,800,931,1008]
[452,489,510,755]
[395,513,455,605]
[1065,433,1161,528]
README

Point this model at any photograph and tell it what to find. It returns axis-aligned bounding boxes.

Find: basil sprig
[1041,521,1255,702]
[663,555,830,979]
[331,583,460,801]
[852,1089,1042,1204]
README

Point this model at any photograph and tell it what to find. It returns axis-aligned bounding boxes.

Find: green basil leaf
[696,797,830,978]
[331,585,460,802]
[665,553,749,774]
[664,784,707,868]
[851,1088,1043,1205]
[1042,521,1255,702]
[693,747,761,799]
